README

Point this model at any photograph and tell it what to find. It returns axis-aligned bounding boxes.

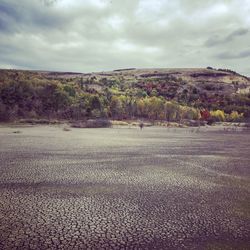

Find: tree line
[0,70,249,123]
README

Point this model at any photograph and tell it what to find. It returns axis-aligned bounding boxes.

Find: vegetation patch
[0,69,249,125]
[71,119,111,128]
[19,119,61,125]
[111,120,129,126]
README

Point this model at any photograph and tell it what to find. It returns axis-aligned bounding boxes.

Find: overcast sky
[0,0,250,75]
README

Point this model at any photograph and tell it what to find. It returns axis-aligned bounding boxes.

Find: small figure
[139,122,144,130]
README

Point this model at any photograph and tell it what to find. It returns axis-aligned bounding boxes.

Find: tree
[63,85,76,97]
[181,106,200,120]
[136,98,146,118]
[110,96,124,119]
[164,102,180,122]
[90,95,102,110]
[147,97,164,120]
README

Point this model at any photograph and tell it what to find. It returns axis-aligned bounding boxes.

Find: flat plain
[0,125,249,249]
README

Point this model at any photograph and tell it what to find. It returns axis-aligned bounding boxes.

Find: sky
[0,0,250,75]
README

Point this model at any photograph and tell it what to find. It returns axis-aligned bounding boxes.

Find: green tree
[110,96,124,119]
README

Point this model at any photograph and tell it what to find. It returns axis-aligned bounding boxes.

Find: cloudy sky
[0,0,250,75]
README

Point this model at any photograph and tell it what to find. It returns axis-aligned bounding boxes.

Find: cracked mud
[0,125,249,249]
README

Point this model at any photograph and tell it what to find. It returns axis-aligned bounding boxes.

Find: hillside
[0,67,250,123]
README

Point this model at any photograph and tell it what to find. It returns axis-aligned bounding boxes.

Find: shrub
[86,119,111,128]
[227,111,244,122]
[71,119,111,128]
[200,109,210,121]
[210,110,225,122]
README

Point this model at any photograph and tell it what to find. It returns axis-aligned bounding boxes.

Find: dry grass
[111,120,129,126]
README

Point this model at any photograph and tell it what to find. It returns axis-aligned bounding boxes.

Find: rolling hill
[0,67,250,123]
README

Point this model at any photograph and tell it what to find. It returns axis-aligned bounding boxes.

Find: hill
[0,67,250,123]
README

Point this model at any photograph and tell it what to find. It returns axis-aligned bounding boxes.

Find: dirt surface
[0,125,249,249]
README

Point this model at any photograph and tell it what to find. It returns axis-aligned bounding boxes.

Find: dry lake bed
[0,125,249,249]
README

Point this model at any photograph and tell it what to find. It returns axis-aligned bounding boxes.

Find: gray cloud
[0,0,250,75]
[205,28,248,47]
[0,0,72,33]
[217,49,250,59]
[227,28,248,40]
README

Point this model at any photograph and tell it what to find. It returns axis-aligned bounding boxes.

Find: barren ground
[0,125,249,249]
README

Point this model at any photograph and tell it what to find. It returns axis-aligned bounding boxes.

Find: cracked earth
[0,125,249,249]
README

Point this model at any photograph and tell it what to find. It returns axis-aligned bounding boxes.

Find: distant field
[0,126,249,249]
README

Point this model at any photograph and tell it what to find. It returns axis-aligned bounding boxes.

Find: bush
[227,111,244,122]
[210,110,225,122]
[71,119,111,128]
[86,119,111,128]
